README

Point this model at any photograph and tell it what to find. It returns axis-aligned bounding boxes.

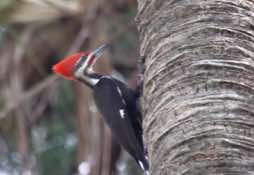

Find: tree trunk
[136,0,254,174]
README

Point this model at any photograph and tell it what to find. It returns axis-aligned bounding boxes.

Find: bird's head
[52,44,108,80]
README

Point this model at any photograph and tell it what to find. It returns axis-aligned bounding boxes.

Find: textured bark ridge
[136,0,254,174]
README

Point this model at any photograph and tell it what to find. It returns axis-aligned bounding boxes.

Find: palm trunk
[136,0,254,174]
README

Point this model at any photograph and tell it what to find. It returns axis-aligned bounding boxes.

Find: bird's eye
[75,56,86,69]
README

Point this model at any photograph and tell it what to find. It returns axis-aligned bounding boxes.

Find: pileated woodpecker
[52,44,149,174]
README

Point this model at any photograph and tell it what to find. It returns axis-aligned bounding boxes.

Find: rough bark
[136,0,254,174]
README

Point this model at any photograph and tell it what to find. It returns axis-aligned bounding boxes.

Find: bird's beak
[84,44,109,71]
[89,44,108,60]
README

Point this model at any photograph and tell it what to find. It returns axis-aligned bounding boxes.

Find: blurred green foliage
[0,0,15,10]
[0,0,15,23]
[34,81,76,175]
[0,1,141,174]
[54,81,75,117]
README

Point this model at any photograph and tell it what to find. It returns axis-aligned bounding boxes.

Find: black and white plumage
[52,44,149,174]
[93,76,148,173]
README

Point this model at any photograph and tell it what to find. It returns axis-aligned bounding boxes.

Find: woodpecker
[52,44,149,174]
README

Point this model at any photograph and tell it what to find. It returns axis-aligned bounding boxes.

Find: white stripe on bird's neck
[75,66,99,87]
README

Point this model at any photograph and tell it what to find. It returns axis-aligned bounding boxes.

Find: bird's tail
[136,155,149,175]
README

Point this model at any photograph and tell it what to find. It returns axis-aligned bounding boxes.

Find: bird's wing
[113,79,144,149]
[92,77,143,158]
